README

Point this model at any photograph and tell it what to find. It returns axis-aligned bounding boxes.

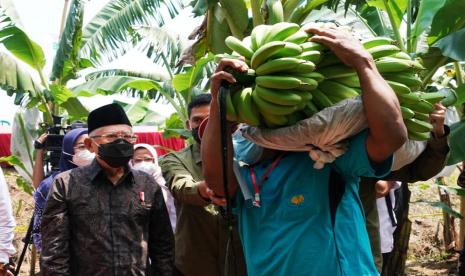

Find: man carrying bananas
[202,26,408,275]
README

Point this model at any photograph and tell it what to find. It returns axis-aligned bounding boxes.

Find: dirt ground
[3,166,463,275]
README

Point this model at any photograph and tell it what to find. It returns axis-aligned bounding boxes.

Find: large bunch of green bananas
[316,36,444,141]
[224,22,325,128]
[222,23,445,141]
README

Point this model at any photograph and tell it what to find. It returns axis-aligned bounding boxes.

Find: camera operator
[32,128,94,252]
[32,133,48,189]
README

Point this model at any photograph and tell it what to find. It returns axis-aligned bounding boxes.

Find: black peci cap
[87,103,132,133]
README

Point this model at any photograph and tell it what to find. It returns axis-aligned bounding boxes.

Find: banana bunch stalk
[315,36,440,141]
[224,22,326,128]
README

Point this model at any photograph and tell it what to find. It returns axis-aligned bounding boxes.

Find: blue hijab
[58,128,88,171]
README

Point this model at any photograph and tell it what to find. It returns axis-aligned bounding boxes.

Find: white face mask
[132,161,157,175]
[72,150,95,167]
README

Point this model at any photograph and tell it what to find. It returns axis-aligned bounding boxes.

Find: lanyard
[249,153,285,207]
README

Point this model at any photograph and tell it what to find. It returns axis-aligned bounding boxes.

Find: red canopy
[0,126,11,166]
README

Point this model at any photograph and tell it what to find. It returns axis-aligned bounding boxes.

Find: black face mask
[98,138,134,168]
[191,127,201,144]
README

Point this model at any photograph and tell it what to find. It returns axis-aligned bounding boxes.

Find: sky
[0,0,201,126]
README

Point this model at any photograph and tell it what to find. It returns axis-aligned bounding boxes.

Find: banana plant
[0,0,185,192]
[0,0,184,123]
[185,0,365,61]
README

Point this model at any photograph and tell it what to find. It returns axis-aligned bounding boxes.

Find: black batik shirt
[40,159,174,276]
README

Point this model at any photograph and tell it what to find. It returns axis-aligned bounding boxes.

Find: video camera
[39,116,87,173]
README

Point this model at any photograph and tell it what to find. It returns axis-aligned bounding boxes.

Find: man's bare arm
[308,27,407,162]
[201,59,248,197]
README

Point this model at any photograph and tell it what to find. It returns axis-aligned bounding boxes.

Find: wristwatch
[34,139,45,150]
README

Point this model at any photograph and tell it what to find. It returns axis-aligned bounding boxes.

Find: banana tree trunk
[251,0,264,26]
[437,177,457,252]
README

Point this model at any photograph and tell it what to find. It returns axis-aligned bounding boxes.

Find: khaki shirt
[160,144,246,276]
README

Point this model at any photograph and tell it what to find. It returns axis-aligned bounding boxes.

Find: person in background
[375,180,401,270]
[32,133,48,189]
[0,168,15,276]
[32,128,92,252]
[131,143,177,232]
[159,94,247,276]
[40,103,174,275]
[359,103,449,271]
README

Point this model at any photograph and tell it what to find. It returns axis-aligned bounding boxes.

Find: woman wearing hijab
[131,143,177,232]
[32,128,94,251]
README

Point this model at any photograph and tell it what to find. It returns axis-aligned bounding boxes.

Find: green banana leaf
[116,99,165,125]
[50,0,85,83]
[304,5,375,39]
[455,83,465,107]
[0,25,46,72]
[447,118,465,165]
[80,0,183,65]
[0,52,42,105]
[418,47,452,82]
[162,113,190,139]
[85,68,167,82]
[436,183,465,197]
[427,0,465,45]
[410,0,446,49]
[70,76,162,97]
[0,155,31,179]
[141,110,167,126]
[0,0,23,27]
[283,0,301,21]
[366,0,407,31]
[120,99,151,124]
[434,28,465,62]
[206,3,232,54]
[172,54,214,103]
[424,201,463,219]
[132,25,183,70]
[190,0,218,16]
[358,4,392,37]
[9,109,40,183]
[218,0,248,38]
[49,84,89,120]
[289,0,329,24]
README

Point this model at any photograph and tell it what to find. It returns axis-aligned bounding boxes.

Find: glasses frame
[90,132,138,143]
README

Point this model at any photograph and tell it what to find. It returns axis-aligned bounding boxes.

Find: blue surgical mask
[233,131,264,165]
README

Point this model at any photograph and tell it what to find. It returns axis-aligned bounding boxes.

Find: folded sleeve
[334,130,393,179]
[160,155,210,206]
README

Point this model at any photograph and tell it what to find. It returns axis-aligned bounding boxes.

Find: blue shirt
[234,131,392,276]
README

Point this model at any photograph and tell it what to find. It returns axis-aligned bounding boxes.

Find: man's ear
[84,138,94,152]
[185,120,191,130]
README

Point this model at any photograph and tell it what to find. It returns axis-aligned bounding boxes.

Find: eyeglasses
[90,132,138,143]
[133,157,155,163]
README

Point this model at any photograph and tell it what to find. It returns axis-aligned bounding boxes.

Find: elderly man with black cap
[40,103,174,276]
